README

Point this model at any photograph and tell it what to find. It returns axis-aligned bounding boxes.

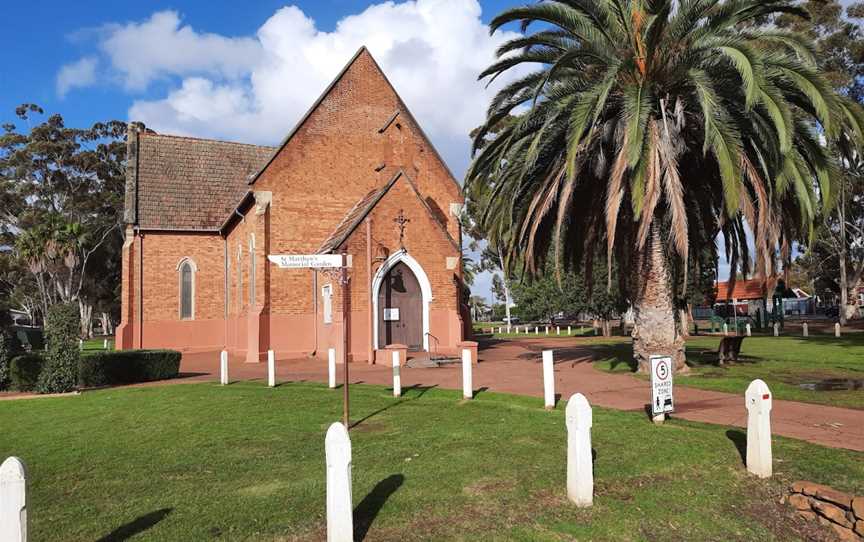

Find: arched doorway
[378,262,423,350]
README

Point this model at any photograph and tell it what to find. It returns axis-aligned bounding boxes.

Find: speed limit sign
[650,355,674,415]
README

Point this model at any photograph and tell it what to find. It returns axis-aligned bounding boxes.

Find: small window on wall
[178,258,197,320]
[322,284,333,324]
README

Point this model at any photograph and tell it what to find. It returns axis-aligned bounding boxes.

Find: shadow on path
[96,508,173,541]
[354,474,404,541]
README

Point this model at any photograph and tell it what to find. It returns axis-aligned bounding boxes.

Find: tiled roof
[318,185,388,253]
[715,278,773,301]
[133,133,275,230]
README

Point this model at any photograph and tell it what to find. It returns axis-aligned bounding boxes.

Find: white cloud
[56,56,98,98]
[100,11,261,90]
[62,0,522,177]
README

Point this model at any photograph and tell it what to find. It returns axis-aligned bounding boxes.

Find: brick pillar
[115,226,136,350]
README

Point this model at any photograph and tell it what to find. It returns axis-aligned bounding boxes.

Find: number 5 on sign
[650,355,674,415]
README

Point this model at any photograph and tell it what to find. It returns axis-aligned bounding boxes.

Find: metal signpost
[650,355,674,423]
[269,253,351,428]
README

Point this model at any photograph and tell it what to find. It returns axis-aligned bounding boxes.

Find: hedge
[79,350,182,387]
[10,354,45,392]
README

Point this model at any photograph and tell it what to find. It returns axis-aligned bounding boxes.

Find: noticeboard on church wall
[268,254,344,268]
[384,308,400,321]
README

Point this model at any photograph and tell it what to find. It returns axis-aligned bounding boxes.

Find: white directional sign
[268,254,344,269]
[650,355,674,415]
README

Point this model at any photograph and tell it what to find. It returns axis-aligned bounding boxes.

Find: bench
[717,336,745,364]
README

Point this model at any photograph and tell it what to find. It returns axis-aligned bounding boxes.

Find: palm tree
[467,0,864,372]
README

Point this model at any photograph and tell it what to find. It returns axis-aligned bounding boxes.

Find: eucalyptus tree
[467,0,864,372]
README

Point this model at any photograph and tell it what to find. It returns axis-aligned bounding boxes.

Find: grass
[81,337,114,351]
[591,334,864,409]
[1,382,862,541]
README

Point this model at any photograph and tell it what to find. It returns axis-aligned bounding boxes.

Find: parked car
[503,316,521,325]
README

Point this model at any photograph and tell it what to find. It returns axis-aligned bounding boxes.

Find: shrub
[79,350,182,387]
[37,303,80,394]
[0,333,13,390]
[10,354,44,391]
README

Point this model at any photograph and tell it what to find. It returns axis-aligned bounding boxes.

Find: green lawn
[1,382,862,541]
[592,334,864,409]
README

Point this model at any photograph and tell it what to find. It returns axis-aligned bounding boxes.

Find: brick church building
[116,47,471,363]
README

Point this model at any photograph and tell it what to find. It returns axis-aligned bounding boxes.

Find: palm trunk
[632,227,687,373]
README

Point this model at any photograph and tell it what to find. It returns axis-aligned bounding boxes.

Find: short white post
[594,327,599,336]
[267,350,276,387]
[580,325,585,335]
[773,322,779,337]
[723,323,728,336]
[220,350,228,385]
[556,326,560,335]
[78,339,83,350]
[535,326,539,334]
[325,423,353,542]
[103,338,108,349]
[0,457,27,542]
[498,327,502,334]
[462,348,473,400]
[545,326,549,335]
[328,348,337,389]
[745,379,773,479]
[542,350,555,409]
[507,326,511,334]
[567,325,571,335]
[835,323,841,338]
[566,394,593,507]
[392,350,401,398]
[745,323,751,337]
[802,322,808,337]
[514,327,519,335]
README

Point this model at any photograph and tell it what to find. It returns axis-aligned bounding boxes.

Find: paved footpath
[177,338,864,452]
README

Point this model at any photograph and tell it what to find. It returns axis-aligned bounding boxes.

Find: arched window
[177,258,197,320]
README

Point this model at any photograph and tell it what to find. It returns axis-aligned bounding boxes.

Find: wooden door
[378,262,423,350]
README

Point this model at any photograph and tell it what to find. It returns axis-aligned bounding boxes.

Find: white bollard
[594,327,599,336]
[535,326,539,334]
[462,348,473,400]
[103,339,108,349]
[723,323,728,336]
[557,326,560,335]
[566,394,593,507]
[78,339,83,350]
[325,423,353,542]
[0,457,26,542]
[220,350,228,385]
[507,326,511,334]
[328,348,337,389]
[567,325,571,335]
[802,323,808,337]
[773,322,779,337]
[392,350,401,398]
[745,323,751,337]
[745,379,773,479]
[542,350,555,409]
[267,350,276,387]
[835,323,841,338]
[545,326,549,335]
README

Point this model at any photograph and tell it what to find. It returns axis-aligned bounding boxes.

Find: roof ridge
[138,131,277,150]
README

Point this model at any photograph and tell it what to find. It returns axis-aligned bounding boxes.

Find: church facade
[116,48,471,363]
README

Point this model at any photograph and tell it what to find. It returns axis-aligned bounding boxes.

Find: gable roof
[715,277,778,302]
[129,132,274,231]
[317,170,459,253]
[247,46,462,194]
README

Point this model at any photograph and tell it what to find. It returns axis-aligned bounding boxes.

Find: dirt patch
[463,477,516,497]
[351,421,387,433]
[595,473,674,501]
[724,480,837,542]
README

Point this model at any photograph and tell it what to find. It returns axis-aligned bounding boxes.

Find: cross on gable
[394,209,410,249]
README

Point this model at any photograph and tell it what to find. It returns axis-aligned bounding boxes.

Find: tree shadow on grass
[726,429,747,466]
[96,508,173,542]
[354,474,405,541]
